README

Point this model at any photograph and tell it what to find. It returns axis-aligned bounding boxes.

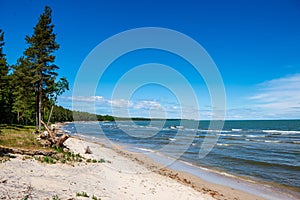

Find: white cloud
[59,95,168,117]
[58,74,300,120]
[248,74,300,119]
[59,95,208,119]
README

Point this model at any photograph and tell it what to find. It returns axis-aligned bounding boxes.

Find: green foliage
[51,105,73,122]
[72,110,115,122]
[0,7,116,126]
[23,6,60,129]
[11,57,36,124]
[97,114,115,121]
[42,156,55,164]
[34,148,84,165]
[76,191,89,197]
[52,195,61,200]
[92,195,101,200]
[0,7,71,126]
[0,29,13,124]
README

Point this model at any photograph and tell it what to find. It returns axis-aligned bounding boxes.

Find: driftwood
[41,120,56,138]
[0,145,55,156]
[40,121,69,148]
[55,134,69,147]
[84,146,92,154]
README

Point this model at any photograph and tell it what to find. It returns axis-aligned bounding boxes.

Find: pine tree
[11,57,35,124]
[23,6,59,130]
[0,29,11,123]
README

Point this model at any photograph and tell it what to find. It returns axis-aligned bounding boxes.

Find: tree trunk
[55,134,69,147]
[38,75,42,130]
[40,120,69,148]
[41,120,56,138]
[17,111,20,124]
[36,90,39,130]
[47,105,54,126]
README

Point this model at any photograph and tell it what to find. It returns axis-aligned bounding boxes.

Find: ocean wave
[245,139,281,143]
[198,129,231,133]
[291,141,300,144]
[246,134,266,138]
[262,130,300,135]
[223,155,300,171]
[216,143,231,146]
[264,140,281,143]
[232,129,243,132]
[135,147,157,153]
[217,133,243,137]
[62,129,72,134]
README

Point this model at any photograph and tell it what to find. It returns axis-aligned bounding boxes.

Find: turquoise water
[62,120,300,196]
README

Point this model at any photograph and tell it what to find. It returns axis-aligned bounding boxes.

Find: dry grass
[0,124,45,150]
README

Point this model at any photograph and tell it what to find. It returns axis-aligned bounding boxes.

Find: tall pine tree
[0,29,11,123]
[24,6,59,130]
[11,57,36,124]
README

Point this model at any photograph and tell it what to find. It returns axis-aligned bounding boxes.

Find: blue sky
[1,0,300,119]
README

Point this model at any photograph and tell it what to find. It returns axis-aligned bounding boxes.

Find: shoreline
[89,137,299,200]
[70,131,300,200]
[66,136,266,200]
[64,120,300,197]
[1,133,298,199]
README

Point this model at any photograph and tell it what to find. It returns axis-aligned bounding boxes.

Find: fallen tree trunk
[0,145,55,156]
[41,120,56,138]
[55,134,69,148]
[40,121,69,148]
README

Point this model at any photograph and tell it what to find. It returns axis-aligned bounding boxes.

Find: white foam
[264,140,281,143]
[262,130,300,135]
[135,147,156,153]
[199,129,231,133]
[292,141,300,144]
[63,129,72,134]
[217,133,242,137]
[229,134,242,137]
[232,129,243,131]
[216,143,231,146]
[246,135,262,138]
[246,139,281,144]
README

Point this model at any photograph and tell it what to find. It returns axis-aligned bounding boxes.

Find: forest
[0,6,115,129]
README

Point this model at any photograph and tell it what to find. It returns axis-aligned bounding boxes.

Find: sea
[61,119,300,199]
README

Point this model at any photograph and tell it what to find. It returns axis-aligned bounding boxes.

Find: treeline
[0,6,117,126]
[0,6,150,126]
[51,105,115,122]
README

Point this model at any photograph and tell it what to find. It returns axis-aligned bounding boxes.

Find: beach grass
[0,124,107,165]
[0,124,45,150]
[76,191,89,197]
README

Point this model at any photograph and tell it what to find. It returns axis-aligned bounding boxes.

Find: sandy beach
[0,136,269,200]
